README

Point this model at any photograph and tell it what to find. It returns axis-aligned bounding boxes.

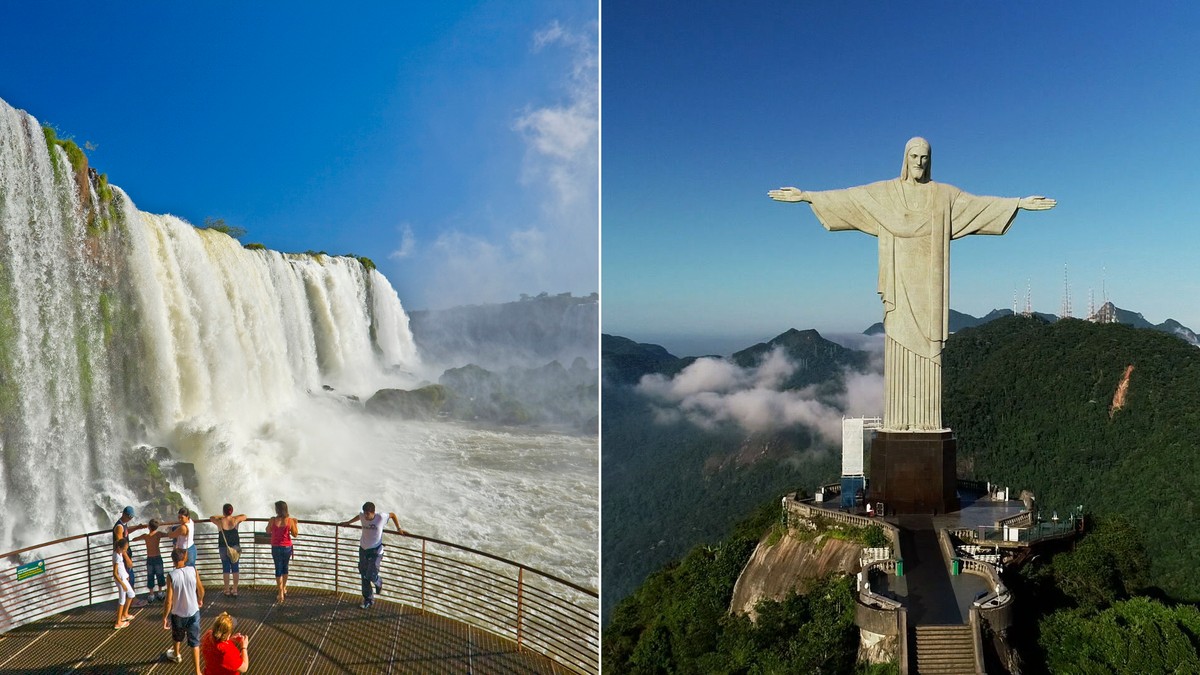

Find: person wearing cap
[166,508,198,567]
[113,506,148,608]
[342,502,405,609]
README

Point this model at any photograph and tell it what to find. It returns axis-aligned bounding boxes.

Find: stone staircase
[913,624,978,674]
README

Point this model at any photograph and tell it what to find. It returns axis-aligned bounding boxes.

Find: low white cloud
[637,347,884,445]
[407,20,598,308]
[389,224,415,260]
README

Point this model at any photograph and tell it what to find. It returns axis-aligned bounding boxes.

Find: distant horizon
[607,299,1194,359]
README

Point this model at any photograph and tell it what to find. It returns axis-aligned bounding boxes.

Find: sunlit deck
[0,585,567,674]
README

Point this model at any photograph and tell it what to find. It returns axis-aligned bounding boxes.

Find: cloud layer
[637,347,883,444]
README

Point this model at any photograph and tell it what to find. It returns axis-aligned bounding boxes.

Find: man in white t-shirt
[343,502,405,609]
[162,548,205,669]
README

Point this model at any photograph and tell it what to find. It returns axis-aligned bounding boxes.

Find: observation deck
[0,519,598,674]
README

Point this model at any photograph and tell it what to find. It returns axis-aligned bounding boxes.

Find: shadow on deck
[0,586,567,674]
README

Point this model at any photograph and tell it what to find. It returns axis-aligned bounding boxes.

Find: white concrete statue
[769,137,1055,431]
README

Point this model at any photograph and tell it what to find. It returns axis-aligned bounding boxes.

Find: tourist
[266,500,298,604]
[166,507,198,567]
[112,506,147,608]
[112,538,135,629]
[209,505,247,597]
[343,502,405,609]
[200,611,249,674]
[131,519,169,601]
[162,547,204,669]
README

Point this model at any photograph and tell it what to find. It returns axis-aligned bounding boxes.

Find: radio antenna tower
[1024,279,1032,316]
[1061,264,1072,319]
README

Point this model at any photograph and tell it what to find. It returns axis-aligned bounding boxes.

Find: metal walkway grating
[0,585,566,674]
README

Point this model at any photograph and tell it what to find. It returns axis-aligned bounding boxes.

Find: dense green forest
[943,315,1200,601]
[606,485,1200,674]
[604,316,1200,673]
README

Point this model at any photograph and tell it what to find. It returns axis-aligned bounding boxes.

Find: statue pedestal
[869,430,958,515]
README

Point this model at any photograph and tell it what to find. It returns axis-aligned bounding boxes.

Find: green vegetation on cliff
[1001,515,1200,673]
[604,498,888,674]
[201,217,246,240]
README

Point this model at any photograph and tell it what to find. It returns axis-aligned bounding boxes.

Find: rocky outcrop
[729,528,862,620]
[365,385,449,419]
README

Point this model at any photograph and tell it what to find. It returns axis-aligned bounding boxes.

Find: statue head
[900,137,931,183]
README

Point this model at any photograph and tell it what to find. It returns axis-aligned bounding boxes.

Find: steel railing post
[516,568,524,650]
[335,524,340,593]
[421,540,426,613]
[86,533,93,605]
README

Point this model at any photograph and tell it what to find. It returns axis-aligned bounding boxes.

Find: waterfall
[0,98,421,553]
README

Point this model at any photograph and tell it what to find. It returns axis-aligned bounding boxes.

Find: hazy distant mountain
[730,328,869,390]
[600,334,682,385]
[409,292,598,369]
[864,302,1198,347]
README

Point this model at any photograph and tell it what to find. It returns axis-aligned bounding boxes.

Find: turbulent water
[0,98,596,586]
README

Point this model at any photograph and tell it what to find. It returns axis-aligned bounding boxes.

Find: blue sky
[603,2,1200,353]
[0,2,597,311]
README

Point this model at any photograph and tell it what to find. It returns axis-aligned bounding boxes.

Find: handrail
[0,518,599,674]
[783,493,902,550]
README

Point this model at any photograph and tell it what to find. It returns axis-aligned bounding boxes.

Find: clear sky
[0,2,597,311]
[603,1,1200,352]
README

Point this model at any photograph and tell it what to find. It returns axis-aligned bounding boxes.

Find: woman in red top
[200,612,248,674]
[266,500,299,604]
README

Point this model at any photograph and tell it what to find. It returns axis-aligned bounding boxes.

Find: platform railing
[0,518,599,675]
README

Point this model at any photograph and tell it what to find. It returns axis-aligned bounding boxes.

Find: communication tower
[1061,264,1072,319]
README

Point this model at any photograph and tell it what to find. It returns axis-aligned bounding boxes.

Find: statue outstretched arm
[768,187,811,203]
[1018,195,1056,211]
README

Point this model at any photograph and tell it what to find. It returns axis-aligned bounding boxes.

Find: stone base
[869,430,958,515]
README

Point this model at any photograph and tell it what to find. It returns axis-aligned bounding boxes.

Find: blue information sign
[16,559,45,581]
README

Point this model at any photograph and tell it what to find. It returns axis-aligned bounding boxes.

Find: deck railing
[0,518,599,675]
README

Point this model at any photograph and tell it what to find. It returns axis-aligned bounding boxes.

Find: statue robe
[806,179,1019,430]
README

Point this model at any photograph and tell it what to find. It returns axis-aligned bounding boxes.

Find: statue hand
[768,187,808,203]
[1019,196,1056,211]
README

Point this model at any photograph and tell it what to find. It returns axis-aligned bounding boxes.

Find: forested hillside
[601,333,851,619]
[603,500,892,674]
[943,315,1200,601]
[605,315,1200,673]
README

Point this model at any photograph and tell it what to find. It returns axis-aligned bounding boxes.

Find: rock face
[729,529,863,620]
[365,385,449,419]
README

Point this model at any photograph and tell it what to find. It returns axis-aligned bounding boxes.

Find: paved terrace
[0,519,598,674]
[816,486,1029,624]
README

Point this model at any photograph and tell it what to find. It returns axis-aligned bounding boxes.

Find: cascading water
[0,97,596,587]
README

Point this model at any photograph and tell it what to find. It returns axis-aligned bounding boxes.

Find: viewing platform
[0,519,598,674]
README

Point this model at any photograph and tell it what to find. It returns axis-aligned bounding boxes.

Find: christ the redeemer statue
[770,137,1055,432]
